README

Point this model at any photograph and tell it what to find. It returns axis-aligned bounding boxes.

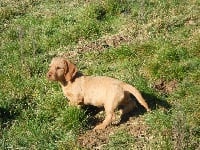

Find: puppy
[47,57,150,129]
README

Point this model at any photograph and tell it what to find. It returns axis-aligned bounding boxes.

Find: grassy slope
[0,0,199,149]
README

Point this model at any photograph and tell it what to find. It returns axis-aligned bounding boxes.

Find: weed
[104,130,135,149]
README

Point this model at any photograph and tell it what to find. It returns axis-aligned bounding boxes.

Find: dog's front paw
[147,108,151,112]
[93,124,106,130]
[68,101,79,107]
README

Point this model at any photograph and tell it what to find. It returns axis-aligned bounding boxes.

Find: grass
[0,0,200,149]
[104,130,135,149]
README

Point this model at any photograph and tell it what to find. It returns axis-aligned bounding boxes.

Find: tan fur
[47,57,150,130]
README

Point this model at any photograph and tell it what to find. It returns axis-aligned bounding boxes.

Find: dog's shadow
[82,92,171,128]
[81,105,104,128]
[119,92,171,124]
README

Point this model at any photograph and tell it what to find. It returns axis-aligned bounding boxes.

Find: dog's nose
[47,72,52,78]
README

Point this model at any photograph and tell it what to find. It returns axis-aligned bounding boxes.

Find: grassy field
[0,0,199,149]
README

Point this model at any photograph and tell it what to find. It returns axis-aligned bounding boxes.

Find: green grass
[0,0,200,149]
[104,130,135,149]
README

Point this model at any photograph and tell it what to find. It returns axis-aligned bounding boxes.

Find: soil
[153,79,178,94]
[50,22,148,60]
[77,108,150,149]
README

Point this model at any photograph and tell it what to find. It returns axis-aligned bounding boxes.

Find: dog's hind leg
[121,97,136,115]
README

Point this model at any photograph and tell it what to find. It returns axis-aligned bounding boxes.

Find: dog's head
[47,57,78,82]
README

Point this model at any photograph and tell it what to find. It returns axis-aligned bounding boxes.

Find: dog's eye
[56,67,61,70]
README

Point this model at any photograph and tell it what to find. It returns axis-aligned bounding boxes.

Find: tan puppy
[47,57,150,129]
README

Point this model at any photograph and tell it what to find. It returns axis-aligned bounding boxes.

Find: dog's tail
[122,83,151,112]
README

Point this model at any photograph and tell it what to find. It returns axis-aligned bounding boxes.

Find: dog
[47,57,150,129]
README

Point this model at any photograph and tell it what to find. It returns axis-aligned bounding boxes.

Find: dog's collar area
[61,72,83,86]
[71,71,83,82]
[60,80,68,86]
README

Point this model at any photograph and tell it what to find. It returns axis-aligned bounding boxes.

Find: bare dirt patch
[49,22,150,60]
[78,111,150,149]
[153,79,178,94]
[55,33,133,61]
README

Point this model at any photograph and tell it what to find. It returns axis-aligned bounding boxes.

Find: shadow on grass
[81,105,104,128]
[142,92,171,111]
[0,96,35,129]
[82,92,171,128]
[119,92,171,124]
[0,106,20,129]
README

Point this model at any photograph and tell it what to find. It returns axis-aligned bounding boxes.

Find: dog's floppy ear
[64,60,78,81]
